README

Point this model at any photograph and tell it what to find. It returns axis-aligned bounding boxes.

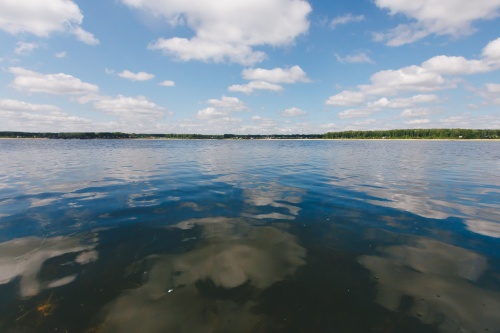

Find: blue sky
[0,0,499,134]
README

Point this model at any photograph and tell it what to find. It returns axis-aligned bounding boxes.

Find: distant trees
[0,129,498,140]
[323,129,500,139]
[0,132,323,140]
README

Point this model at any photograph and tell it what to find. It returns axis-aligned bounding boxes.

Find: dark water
[0,139,499,333]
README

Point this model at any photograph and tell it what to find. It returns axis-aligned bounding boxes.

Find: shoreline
[1,137,499,141]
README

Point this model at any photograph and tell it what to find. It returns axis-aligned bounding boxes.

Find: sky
[0,0,499,134]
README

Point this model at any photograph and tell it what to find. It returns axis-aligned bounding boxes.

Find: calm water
[0,139,499,333]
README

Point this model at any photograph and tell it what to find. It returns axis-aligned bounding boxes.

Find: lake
[0,139,499,333]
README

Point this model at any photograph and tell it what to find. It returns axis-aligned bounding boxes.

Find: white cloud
[149,38,266,66]
[422,56,488,75]
[0,0,99,44]
[14,42,39,55]
[70,26,99,45]
[330,14,365,29]
[229,65,309,94]
[372,94,440,108]
[228,81,283,94]
[0,98,92,131]
[374,0,500,45]
[159,80,175,87]
[486,83,500,93]
[422,37,500,74]
[0,98,61,113]
[9,67,99,95]
[93,95,165,120]
[242,66,310,83]
[54,51,66,58]
[118,70,155,81]
[196,96,247,119]
[400,108,437,118]
[483,37,500,61]
[335,52,374,64]
[123,0,311,65]
[326,90,366,106]
[360,65,447,96]
[283,107,306,117]
[339,108,377,119]
[328,37,500,117]
[479,83,500,104]
[196,107,226,119]
[404,119,431,125]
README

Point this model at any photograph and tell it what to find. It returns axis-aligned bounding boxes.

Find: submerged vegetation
[0,129,498,140]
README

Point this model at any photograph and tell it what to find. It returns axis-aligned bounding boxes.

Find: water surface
[0,139,499,333]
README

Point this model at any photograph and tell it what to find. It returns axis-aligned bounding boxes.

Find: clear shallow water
[0,139,499,333]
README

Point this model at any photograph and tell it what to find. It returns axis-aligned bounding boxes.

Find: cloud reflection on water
[0,234,98,297]
[99,217,306,332]
[359,237,500,332]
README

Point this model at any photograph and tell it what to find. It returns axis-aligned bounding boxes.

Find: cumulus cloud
[0,98,62,113]
[372,94,440,108]
[360,65,448,96]
[339,108,377,119]
[422,37,500,74]
[326,90,366,106]
[328,37,500,116]
[242,66,310,84]
[159,80,175,87]
[228,81,284,94]
[335,52,374,64]
[0,98,92,131]
[327,37,500,121]
[283,107,307,117]
[9,67,99,95]
[70,26,99,45]
[330,13,365,29]
[374,0,500,46]
[118,70,155,81]
[0,0,99,44]
[14,41,39,55]
[93,95,165,120]
[229,65,309,94]
[196,96,248,119]
[479,83,500,104]
[403,118,431,125]
[400,107,438,118]
[122,0,311,65]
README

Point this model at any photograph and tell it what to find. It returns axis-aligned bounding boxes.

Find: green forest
[0,129,498,140]
[323,128,500,139]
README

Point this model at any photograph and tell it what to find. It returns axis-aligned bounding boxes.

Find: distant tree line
[323,129,499,139]
[0,129,498,140]
[0,132,323,139]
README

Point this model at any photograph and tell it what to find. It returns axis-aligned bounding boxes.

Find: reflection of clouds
[465,219,500,238]
[176,178,305,221]
[127,191,160,208]
[100,217,306,332]
[359,238,500,332]
[169,218,306,289]
[324,142,500,238]
[243,184,303,219]
[366,194,450,220]
[0,235,98,297]
[0,140,173,210]
[29,197,59,208]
